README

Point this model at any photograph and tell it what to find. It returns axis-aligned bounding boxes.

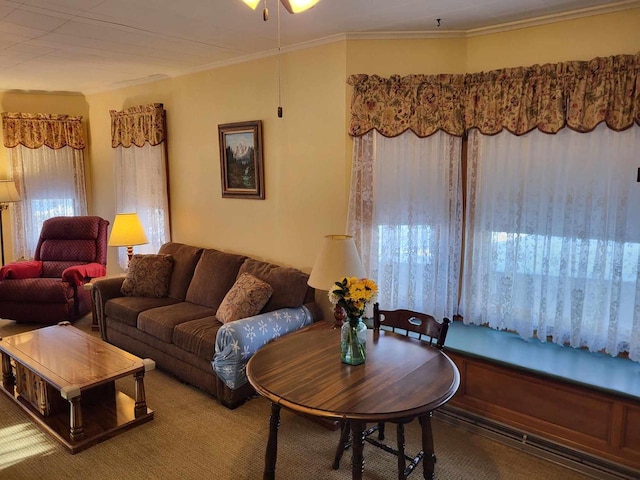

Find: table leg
[69,396,84,441]
[333,420,351,469]
[264,402,281,480]
[1,352,14,391]
[419,413,435,480]
[134,371,148,417]
[350,420,366,480]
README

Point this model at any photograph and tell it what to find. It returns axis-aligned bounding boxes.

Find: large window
[461,124,640,360]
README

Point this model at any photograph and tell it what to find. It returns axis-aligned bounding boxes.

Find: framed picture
[218,120,264,199]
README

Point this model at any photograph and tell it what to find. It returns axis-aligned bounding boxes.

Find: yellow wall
[87,41,348,273]
[1,8,639,275]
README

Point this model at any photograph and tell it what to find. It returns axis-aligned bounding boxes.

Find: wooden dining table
[246,321,460,480]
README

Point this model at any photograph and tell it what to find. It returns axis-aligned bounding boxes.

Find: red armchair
[0,216,109,323]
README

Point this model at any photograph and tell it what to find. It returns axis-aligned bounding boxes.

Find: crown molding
[85,0,640,94]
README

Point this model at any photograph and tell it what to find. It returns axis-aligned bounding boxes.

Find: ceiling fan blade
[279,0,320,14]
[241,0,260,9]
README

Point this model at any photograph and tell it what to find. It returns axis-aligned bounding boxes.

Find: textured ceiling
[0,0,634,94]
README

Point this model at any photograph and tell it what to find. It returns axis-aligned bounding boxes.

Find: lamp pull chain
[277,1,283,118]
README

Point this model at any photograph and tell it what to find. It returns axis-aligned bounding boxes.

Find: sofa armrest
[213,305,314,391]
[91,276,126,340]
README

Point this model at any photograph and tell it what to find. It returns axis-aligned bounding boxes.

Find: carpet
[0,318,593,480]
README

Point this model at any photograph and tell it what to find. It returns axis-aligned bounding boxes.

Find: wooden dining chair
[332,303,451,479]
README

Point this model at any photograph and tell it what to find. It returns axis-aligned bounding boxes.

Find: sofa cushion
[216,272,273,324]
[173,316,222,360]
[121,254,174,298]
[237,258,310,312]
[105,296,179,327]
[185,249,247,310]
[138,302,216,343]
[158,242,204,300]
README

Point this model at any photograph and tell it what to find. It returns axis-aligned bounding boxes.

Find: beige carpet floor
[0,318,594,480]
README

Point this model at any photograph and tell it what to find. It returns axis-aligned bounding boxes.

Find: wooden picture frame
[218,120,264,199]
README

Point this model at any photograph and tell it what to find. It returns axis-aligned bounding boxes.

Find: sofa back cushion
[158,242,204,300]
[237,258,310,313]
[185,249,247,310]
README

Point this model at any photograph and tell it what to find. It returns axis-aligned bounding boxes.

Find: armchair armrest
[0,260,43,280]
[213,305,314,390]
[91,276,126,340]
[62,263,107,286]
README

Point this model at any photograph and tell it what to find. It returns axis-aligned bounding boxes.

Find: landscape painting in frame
[218,120,264,199]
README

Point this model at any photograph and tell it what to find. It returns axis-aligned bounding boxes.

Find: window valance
[110,103,166,148]
[1,112,86,149]
[348,52,640,137]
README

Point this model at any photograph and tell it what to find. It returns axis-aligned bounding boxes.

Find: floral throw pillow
[216,272,273,324]
[121,254,174,298]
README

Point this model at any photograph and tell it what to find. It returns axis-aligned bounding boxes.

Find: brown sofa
[92,242,321,408]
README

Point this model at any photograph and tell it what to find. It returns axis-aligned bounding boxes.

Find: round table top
[246,322,460,422]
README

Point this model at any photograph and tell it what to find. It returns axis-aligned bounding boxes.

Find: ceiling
[0,0,635,94]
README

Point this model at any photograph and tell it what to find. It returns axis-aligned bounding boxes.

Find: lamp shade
[0,181,20,203]
[308,235,366,290]
[108,213,148,247]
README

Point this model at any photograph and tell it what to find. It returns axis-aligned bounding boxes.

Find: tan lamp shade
[0,180,20,203]
[307,234,366,291]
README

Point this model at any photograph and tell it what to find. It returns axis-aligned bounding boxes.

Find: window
[461,124,640,359]
[10,145,87,259]
[348,130,463,319]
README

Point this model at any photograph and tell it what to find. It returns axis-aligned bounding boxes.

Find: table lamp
[0,180,21,266]
[308,234,366,328]
[108,212,148,266]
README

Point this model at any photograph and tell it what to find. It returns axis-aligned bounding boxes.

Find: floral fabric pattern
[213,306,314,389]
[121,254,174,298]
[1,112,85,149]
[216,272,273,324]
[110,103,166,148]
[348,52,640,138]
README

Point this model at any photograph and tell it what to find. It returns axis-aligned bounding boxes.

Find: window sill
[446,321,640,401]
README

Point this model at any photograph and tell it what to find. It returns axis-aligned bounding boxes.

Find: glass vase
[340,317,367,365]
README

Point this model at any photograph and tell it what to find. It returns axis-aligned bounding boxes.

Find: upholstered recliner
[0,216,109,323]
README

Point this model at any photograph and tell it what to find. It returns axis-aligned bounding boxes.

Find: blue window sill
[446,321,640,401]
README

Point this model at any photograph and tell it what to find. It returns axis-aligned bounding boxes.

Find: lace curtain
[461,125,640,360]
[110,104,170,269]
[347,130,462,319]
[1,113,87,260]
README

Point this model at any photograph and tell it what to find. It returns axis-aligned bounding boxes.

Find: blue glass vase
[340,317,367,365]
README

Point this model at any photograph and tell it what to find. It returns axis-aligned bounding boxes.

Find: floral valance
[348,52,640,137]
[110,103,166,148]
[1,112,86,149]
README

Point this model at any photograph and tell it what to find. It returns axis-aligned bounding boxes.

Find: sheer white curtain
[347,130,462,319]
[10,145,87,259]
[114,142,170,269]
[461,124,640,360]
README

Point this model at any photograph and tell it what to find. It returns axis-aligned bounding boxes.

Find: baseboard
[436,406,640,480]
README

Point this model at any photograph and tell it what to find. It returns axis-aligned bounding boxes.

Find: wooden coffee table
[0,322,154,453]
